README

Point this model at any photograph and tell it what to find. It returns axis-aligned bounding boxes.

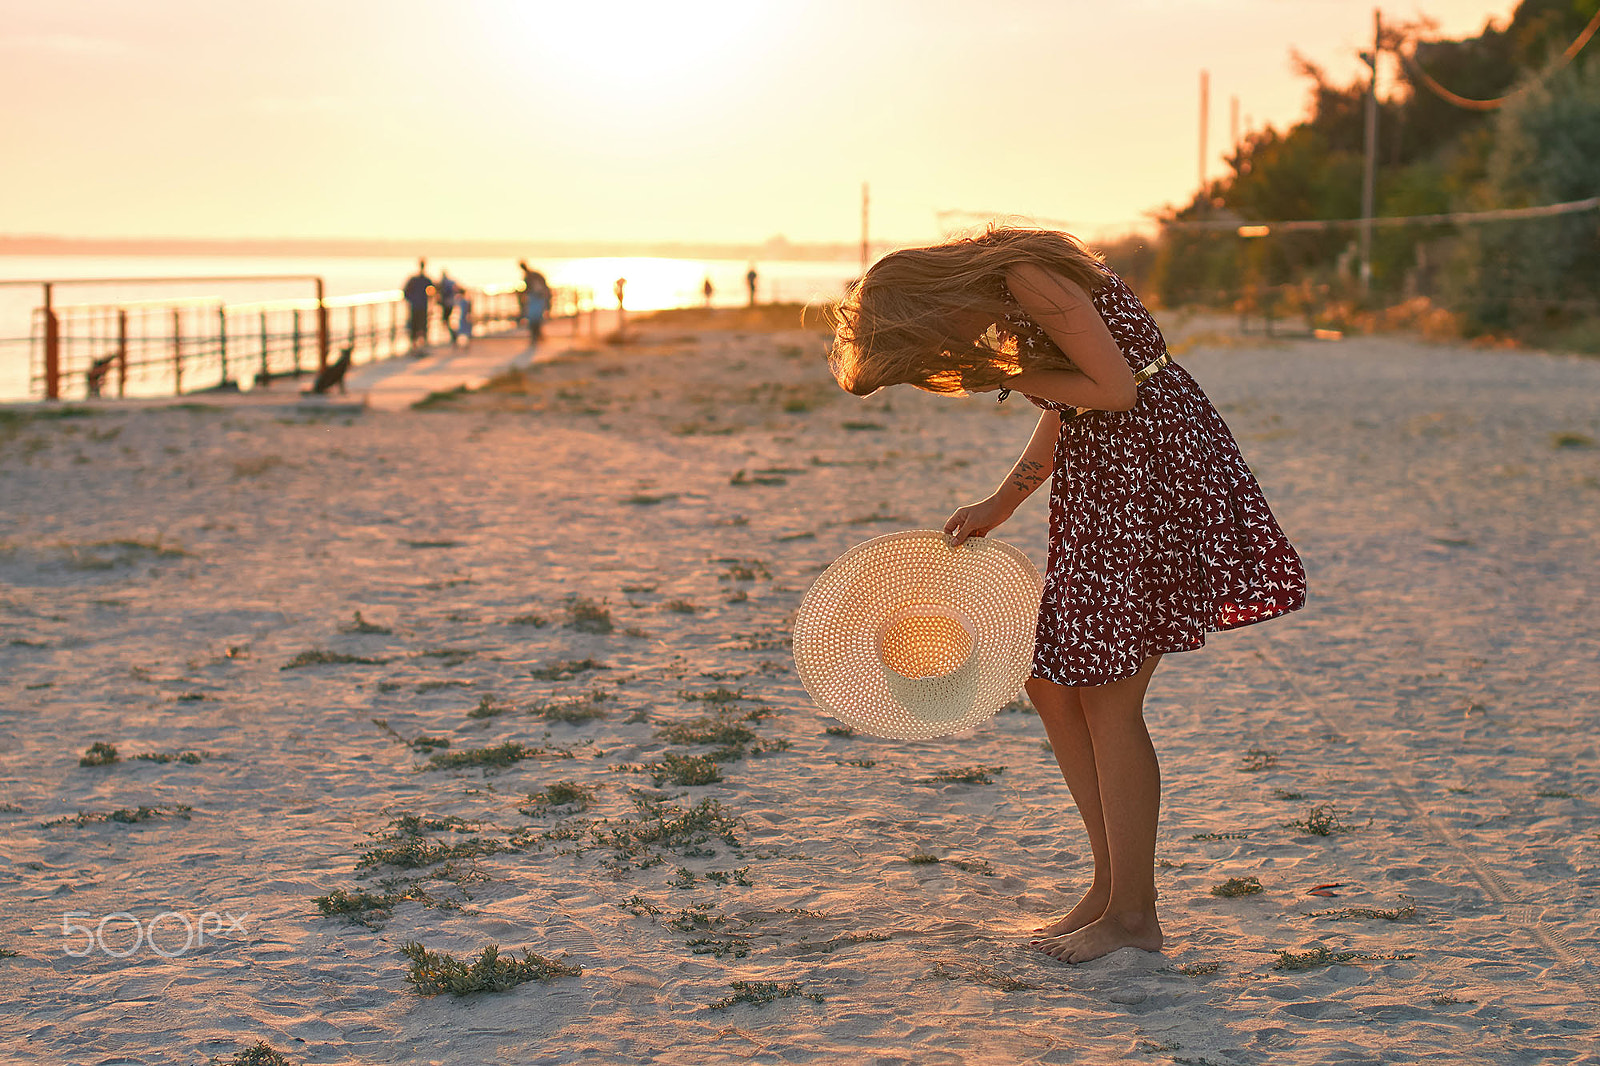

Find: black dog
[310,345,354,395]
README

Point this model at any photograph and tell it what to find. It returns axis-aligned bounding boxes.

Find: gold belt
[998,350,1172,414]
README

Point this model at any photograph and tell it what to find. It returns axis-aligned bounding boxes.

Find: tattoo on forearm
[1007,458,1049,495]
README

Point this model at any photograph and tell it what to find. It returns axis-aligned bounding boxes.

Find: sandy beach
[2,311,1598,1065]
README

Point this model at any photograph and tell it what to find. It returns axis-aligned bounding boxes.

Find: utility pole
[1199,70,1210,192]
[1359,8,1381,295]
[860,182,870,275]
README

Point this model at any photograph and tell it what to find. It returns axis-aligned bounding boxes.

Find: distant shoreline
[0,235,878,263]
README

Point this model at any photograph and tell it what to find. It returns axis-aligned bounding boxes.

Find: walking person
[746,264,758,306]
[402,259,433,353]
[436,270,459,341]
[454,288,473,347]
[518,259,551,342]
[827,227,1307,964]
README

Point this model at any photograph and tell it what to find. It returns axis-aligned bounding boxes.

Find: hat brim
[793,530,1043,740]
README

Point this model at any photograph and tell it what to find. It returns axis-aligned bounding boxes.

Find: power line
[1400,5,1600,111]
[1162,195,1600,233]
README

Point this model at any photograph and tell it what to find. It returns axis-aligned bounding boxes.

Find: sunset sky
[0,0,1521,248]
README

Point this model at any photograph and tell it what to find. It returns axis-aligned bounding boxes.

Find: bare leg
[1028,677,1111,937]
[1034,654,1165,963]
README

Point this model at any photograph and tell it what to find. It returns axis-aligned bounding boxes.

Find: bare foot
[1031,886,1109,938]
[1030,911,1164,964]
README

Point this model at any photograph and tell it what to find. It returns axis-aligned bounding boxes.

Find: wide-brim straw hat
[793,530,1043,740]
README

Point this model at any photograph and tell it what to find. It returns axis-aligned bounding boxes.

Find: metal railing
[2,275,594,401]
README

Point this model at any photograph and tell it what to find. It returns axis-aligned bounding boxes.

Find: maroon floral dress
[1001,267,1307,686]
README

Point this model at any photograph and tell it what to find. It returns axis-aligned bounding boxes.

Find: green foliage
[521,780,596,813]
[400,941,580,996]
[218,1042,296,1066]
[1463,53,1600,332]
[313,888,394,928]
[917,765,1005,785]
[530,658,610,680]
[422,741,569,771]
[79,742,119,767]
[43,804,192,827]
[1284,803,1353,836]
[281,648,389,669]
[1211,876,1264,898]
[563,596,613,634]
[708,980,822,1010]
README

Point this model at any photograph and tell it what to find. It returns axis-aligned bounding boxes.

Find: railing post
[259,311,270,384]
[389,300,397,355]
[116,309,128,398]
[43,282,60,400]
[172,308,183,394]
[218,305,230,387]
[315,277,329,371]
[292,309,302,374]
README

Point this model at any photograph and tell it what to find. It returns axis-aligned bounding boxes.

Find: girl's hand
[944,494,1016,546]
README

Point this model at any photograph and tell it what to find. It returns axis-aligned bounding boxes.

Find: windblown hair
[828,226,1108,396]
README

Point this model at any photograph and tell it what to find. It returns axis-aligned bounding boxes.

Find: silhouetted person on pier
[519,260,551,342]
[437,271,459,340]
[403,259,433,352]
[703,277,714,308]
[746,264,759,306]
[454,289,474,346]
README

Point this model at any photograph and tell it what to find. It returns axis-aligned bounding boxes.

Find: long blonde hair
[828,226,1108,396]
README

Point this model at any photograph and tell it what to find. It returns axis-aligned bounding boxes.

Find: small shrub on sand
[1284,804,1353,836]
[79,742,120,767]
[340,611,391,634]
[563,596,613,634]
[218,1042,296,1066]
[1272,945,1415,971]
[521,781,595,814]
[655,713,786,762]
[1552,432,1595,449]
[313,888,394,928]
[918,765,1005,785]
[591,795,740,858]
[1239,748,1278,772]
[678,686,746,705]
[1211,876,1264,898]
[535,689,611,724]
[663,598,700,614]
[530,658,610,681]
[281,648,389,670]
[400,941,580,996]
[422,741,569,771]
[132,751,202,764]
[468,695,510,720]
[931,960,1038,992]
[43,805,192,827]
[1308,898,1416,921]
[647,752,723,786]
[824,725,855,738]
[507,612,548,627]
[708,980,822,1010]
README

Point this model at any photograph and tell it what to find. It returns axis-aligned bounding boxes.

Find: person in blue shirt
[436,271,459,341]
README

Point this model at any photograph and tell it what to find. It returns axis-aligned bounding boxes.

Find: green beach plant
[400,941,580,996]
[78,742,119,767]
